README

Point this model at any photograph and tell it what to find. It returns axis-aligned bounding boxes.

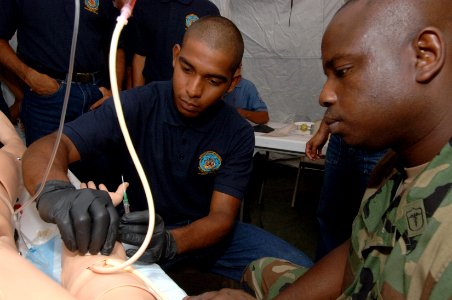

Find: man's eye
[335,67,351,78]
[182,66,192,73]
[208,79,221,86]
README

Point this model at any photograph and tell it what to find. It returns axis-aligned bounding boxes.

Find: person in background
[0,0,125,146]
[223,75,270,125]
[306,120,386,260]
[22,16,313,284]
[226,73,270,224]
[185,0,452,298]
[130,0,220,86]
[0,64,24,124]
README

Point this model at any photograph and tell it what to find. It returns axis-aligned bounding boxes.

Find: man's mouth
[323,113,342,133]
[179,99,200,112]
[323,115,338,126]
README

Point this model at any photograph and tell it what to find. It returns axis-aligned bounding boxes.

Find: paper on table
[264,123,296,137]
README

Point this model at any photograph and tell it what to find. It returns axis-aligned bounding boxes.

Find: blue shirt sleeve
[224,78,268,112]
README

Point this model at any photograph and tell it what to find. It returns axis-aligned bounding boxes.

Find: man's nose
[319,79,337,107]
[186,76,202,98]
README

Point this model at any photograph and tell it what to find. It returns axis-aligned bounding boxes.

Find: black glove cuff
[166,230,178,260]
[35,180,76,208]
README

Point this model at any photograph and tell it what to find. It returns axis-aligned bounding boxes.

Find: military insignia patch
[84,0,99,14]
[198,151,222,175]
[185,13,200,30]
[404,199,427,237]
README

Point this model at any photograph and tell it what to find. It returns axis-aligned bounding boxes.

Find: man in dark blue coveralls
[22,16,313,283]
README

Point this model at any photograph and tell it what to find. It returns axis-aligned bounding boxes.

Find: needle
[121,175,130,214]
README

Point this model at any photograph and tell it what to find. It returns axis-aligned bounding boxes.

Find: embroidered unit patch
[198,151,222,175]
[84,0,99,14]
[404,199,427,237]
[185,13,200,29]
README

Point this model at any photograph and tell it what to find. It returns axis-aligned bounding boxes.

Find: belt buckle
[75,72,92,83]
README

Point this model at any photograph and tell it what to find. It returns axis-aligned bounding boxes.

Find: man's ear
[414,27,445,83]
[172,44,181,68]
[226,68,242,93]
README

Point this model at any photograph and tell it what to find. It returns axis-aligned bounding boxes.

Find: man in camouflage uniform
[242,145,452,299]
[184,0,452,299]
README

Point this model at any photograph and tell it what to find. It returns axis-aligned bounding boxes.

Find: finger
[126,248,157,264]
[125,248,137,257]
[118,182,129,194]
[87,181,97,189]
[118,231,147,245]
[138,249,158,263]
[306,149,315,160]
[56,216,78,252]
[98,86,107,96]
[89,99,104,110]
[101,203,120,255]
[313,146,321,159]
[316,149,322,159]
[98,86,112,97]
[88,200,111,254]
[120,210,149,224]
[71,206,92,255]
[119,223,149,234]
[80,182,87,189]
[107,182,129,206]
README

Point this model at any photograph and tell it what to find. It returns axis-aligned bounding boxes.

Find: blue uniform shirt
[130,0,220,83]
[64,81,255,224]
[223,78,268,112]
[0,0,118,74]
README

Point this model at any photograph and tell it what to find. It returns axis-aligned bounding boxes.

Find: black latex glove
[36,180,119,255]
[118,211,177,264]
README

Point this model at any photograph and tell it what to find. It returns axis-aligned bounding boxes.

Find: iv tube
[89,0,157,275]
[14,0,80,215]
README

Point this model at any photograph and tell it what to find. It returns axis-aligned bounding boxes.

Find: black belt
[24,59,102,84]
[69,72,101,84]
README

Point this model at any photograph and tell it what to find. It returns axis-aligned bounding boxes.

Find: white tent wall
[210,0,344,123]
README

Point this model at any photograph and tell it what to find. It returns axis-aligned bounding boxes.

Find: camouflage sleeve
[241,257,309,300]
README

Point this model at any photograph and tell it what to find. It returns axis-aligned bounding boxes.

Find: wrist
[38,180,75,192]
[36,180,75,205]
[22,66,35,87]
[164,230,178,261]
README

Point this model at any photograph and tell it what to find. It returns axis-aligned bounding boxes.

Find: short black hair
[183,16,244,72]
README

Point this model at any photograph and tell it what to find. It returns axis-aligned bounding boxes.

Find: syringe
[121,175,130,214]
